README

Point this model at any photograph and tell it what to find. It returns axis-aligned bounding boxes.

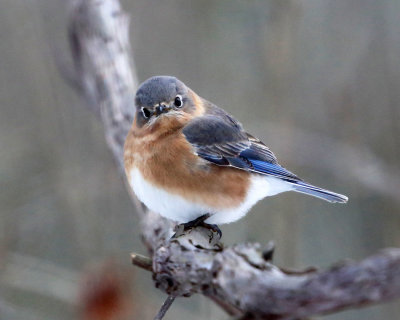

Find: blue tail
[290,181,348,203]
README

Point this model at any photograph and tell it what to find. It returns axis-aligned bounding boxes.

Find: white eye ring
[174,95,183,107]
[141,107,151,119]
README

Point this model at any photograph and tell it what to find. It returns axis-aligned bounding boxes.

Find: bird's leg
[173,213,222,239]
[182,213,211,229]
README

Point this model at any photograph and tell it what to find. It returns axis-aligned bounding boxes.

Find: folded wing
[182,115,301,182]
[182,115,348,203]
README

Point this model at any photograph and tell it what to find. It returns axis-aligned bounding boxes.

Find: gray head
[135,76,195,127]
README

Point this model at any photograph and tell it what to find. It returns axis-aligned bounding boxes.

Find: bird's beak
[154,104,171,116]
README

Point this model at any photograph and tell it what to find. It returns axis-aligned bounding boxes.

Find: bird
[123,76,348,231]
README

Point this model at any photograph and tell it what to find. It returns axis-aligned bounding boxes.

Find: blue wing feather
[183,113,348,204]
[248,159,300,181]
[184,115,300,180]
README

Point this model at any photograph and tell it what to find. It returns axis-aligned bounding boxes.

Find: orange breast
[124,116,250,209]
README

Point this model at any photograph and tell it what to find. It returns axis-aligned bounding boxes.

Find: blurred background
[1,0,399,319]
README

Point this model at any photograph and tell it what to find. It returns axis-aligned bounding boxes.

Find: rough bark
[66,0,400,319]
[151,228,400,319]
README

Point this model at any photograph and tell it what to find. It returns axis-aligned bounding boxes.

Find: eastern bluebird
[124,76,347,229]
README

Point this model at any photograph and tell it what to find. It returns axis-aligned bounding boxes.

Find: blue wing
[182,115,301,182]
[182,114,348,203]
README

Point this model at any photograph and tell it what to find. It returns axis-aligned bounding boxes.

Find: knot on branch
[152,227,278,300]
[153,227,222,297]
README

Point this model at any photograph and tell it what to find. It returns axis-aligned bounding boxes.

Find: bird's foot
[203,223,222,239]
[172,213,222,240]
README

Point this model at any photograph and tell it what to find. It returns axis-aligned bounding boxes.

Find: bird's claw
[207,224,222,239]
[172,213,222,240]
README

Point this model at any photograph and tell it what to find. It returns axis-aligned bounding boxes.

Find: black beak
[155,104,170,116]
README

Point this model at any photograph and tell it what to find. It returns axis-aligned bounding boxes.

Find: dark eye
[174,95,183,107]
[141,107,151,119]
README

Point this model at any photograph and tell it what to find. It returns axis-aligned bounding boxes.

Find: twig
[154,296,176,320]
[131,253,153,272]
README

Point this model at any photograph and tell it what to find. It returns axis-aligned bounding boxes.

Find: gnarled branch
[151,228,400,319]
[65,0,400,319]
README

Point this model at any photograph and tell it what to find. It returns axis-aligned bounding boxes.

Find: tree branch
[65,0,400,319]
[152,229,400,319]
[131,252,153,272]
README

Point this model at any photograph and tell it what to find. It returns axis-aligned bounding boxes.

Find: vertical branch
[69,0,137,171]
[68,0,173,251]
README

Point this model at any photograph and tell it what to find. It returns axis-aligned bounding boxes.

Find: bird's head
[134,76,200,128]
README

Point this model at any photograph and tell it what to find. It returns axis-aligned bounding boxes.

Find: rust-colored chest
[124,116,250,209]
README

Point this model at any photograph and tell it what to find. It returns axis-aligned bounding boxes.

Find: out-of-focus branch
[0,253,79,306]
[65,0,400,319]
[68,0,150,224]
[69,0,137,171]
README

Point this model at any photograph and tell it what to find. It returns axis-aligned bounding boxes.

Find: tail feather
[290,181,348,203]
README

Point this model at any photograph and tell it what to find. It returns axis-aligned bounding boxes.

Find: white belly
[129,168,292,225]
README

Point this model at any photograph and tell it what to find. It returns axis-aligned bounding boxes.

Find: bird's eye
[174,95,183,108]
[141,107,151,119]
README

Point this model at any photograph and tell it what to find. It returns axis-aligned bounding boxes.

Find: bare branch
[152,229,400,319]
[68,0,151,223]
[65,0,400,319]
[154,296,176,320]
[69,0,137,171]
[131,253,153,272]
